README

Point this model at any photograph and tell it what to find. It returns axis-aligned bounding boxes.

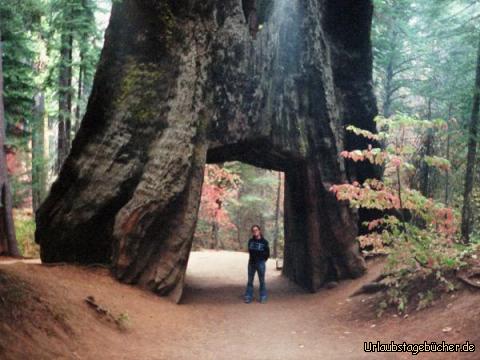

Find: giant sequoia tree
[36,0,378,302]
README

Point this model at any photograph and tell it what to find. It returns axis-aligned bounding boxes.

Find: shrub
[14,210,38,258]
[331,115,472,313]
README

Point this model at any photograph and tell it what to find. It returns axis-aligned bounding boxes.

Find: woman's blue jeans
[244,260,267,300]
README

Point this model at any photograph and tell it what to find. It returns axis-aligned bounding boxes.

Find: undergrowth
[332,115,477,314]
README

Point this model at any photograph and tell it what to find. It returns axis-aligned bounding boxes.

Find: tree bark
[382,31,398,118]
[273,171,281,258]
[74,54,84,134]
[32,93,47,213]
[57,32,73,173]
[445,103,452,206]
[36,0,378,301]
[0,33,19,256]
[212,199,221,249]
[420,98,433,197]
[461,36,480,244]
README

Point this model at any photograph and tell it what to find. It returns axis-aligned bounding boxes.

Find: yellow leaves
[358,233,386,253]
[340,147,387,165]
[345,125,383,141]
[424,156,451,172]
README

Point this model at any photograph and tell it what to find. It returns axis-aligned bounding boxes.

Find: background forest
[0,0,479,259]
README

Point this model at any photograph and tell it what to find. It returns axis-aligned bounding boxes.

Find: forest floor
[0,250,479,360]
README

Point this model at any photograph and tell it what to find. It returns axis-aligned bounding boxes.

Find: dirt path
[1,251,479,359]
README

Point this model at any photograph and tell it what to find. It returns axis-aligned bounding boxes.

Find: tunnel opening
[193,161,285,258]
[187,159,286,301]
[185,138,343,297]
[187,142,347,295]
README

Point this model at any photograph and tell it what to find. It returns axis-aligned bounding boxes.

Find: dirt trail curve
[1,251,479,360]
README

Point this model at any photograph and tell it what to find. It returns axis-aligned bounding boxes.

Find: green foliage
[378,269,459,316]
[373,0,479,118]
[1,0,106,208]
[116,312,131,331]
[373,1,480,241]
[14,212,38,258]
[46,0,102,115]
[0,0,43,132]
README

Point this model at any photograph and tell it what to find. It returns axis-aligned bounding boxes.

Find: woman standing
[244,225,270,304]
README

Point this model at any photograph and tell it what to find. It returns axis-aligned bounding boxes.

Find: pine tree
[48,0,100,172]
[0,0,43,253]
[0,0,41,133]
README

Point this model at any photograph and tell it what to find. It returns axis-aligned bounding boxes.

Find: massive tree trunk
[36,0,378,301]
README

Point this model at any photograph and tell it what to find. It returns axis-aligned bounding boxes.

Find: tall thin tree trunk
[32,93,46,213]
[0,34,19,256]
[445,103,452,206]
[212,199,221,249]
[74,53,84,133]
[65,34,73,149]
[461,37,480,244]
[257,168,266,235]
[420,98,433,197]
[236,184,245,249]
[383,58,394,117]
[212,220,219,249]
[57,32,73,172]
[382,30,398,118]
[273,172,282,258]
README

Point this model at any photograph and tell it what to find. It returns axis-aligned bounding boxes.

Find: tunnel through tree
[193,162,284,260]
[35,0,378,302]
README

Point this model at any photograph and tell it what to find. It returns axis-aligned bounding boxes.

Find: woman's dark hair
[251,224,261,232]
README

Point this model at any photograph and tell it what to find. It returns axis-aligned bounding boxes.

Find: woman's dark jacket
[248,237,270,263]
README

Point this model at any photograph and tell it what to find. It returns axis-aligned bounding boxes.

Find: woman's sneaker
[260,296,267,304]
[244,296,253,304]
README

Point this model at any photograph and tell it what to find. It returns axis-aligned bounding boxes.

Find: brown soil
[0,251,479,359]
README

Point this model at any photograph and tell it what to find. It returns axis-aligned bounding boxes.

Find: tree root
[84,296,127,330]
[363,252,389,261]
[350,273,390,296]
[351,282,388,297]
[456,268,480,289]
